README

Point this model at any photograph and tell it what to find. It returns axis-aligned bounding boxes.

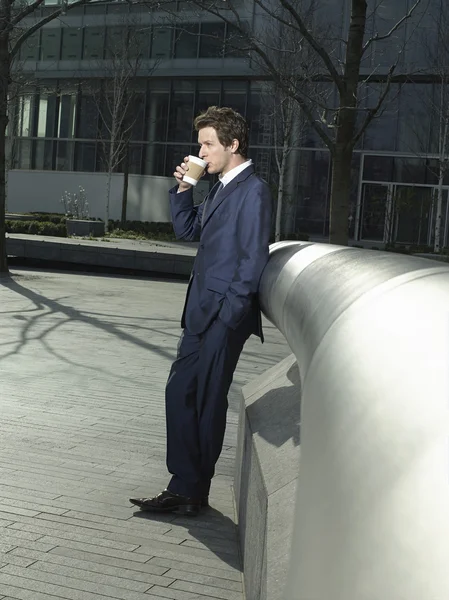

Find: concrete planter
[66,219,104,237]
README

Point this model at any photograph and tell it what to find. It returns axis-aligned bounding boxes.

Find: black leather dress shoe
[130,490,200,516]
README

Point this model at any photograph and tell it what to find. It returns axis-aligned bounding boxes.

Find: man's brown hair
[194,106,249,158]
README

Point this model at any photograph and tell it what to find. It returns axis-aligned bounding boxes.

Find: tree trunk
[329,146,353,245]
[275,142,289,242]
[328,0,367,246]
[434,170,444,253]
[121,143,129,227]
[0,30,10,274]
[105,168,112,235]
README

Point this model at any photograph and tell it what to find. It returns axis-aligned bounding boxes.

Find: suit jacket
[169,165,272,341]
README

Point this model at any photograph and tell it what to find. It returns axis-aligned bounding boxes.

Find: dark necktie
[201,181,224,228]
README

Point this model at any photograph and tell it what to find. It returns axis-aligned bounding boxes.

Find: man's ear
[230,139,240,154]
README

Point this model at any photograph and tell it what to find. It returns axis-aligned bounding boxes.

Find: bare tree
[0,0,114,273]
[184,0,427,246]
[90,19,153,232]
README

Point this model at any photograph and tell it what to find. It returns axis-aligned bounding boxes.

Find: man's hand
[174,156,193,193]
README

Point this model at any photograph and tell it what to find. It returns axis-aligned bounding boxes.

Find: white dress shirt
[219,159,253,188]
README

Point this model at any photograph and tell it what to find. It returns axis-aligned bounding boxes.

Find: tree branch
[363,0,423,53]
[352,63,397,147]
[10,0,106,58]
[9,0,45,30]
[266,0,344,93]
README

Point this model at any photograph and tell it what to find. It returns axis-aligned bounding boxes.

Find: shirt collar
[219,159,253,188]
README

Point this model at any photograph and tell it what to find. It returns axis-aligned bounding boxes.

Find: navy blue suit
[165,165,272,499]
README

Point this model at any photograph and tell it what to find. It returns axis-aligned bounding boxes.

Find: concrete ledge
[235,354,301,600]
[6,234,196,276]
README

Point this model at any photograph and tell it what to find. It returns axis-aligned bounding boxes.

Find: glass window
[128,143,143,173]
[75,141,96,171]
[36,94,58,137]
[363,155,394,182]
[143,143,166,175]
[199,23,225,58]
[371,2,407,68]
[78,94,98,138]
[248,83,272,145]
[174,24,199,58]
[223,81,247,116]
[41,28,61,60]
[129,27,151,59]
[35,140,54,170]
[294,150,331,235]
[196,80,221,114]
[168,90,194,142]
[146,91,169,142]
[128,93,146,141]
[85,3,105,14]
[61,27,82,60]
[362,83,399,151]
[105,26,127,59]
[18,95,33,137]
[19,32,40,60]
[58,95,77,138]
[151,27,172,59]
[166,144,191,176]
[107,1,129,14]
[225,23,248,58]
[56,140,74,171]
[405,0,440,69]
[17,139,32,169]
[83,26,105,59]
[393,158,427,184]
[397,83,432,153]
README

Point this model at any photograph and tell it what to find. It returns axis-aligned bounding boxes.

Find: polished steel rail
[259,241,449,600]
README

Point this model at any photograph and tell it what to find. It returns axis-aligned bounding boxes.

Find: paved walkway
[0,267,290,600]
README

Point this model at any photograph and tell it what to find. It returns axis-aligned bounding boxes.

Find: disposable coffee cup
[183,156,208,186]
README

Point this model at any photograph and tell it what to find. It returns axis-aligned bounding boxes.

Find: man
[130,106,272,516]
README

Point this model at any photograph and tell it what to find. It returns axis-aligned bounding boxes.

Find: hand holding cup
[174,155,208,192]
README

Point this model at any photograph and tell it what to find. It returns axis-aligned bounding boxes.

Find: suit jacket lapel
[202,165,255,230]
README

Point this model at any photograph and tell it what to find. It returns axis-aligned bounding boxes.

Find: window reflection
[174,24,199,58]
[61,27,82,60]
[41,29,61,61]
[151,27,172,59]
[83,27,105,59]
[199,23,225,58]
[168,88,194,142]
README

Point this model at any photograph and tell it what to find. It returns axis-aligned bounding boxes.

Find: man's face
[198,127,234,176]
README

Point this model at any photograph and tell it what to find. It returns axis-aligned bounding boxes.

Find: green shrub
[6,219,67,237]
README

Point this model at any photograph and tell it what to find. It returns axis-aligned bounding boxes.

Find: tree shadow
[0,274,181,371]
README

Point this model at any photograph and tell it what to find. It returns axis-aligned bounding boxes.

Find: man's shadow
[133,508,242,570]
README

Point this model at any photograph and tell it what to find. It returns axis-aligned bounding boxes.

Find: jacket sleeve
[218,181,272,329]
[169,185,205,242]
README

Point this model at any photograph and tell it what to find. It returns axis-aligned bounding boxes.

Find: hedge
[6,220,67,237]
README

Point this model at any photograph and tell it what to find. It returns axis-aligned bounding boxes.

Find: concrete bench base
[234,354,301,600]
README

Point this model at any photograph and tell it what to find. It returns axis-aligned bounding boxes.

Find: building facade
[9,0,449,246]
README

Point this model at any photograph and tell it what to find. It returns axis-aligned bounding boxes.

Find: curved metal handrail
[259,242,449,600]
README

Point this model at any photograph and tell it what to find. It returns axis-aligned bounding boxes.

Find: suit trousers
[165,316,252,499]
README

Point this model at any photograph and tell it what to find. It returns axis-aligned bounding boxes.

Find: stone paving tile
[0,268,290,599]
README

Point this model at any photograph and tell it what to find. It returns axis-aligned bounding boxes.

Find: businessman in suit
[130,106,272,516]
